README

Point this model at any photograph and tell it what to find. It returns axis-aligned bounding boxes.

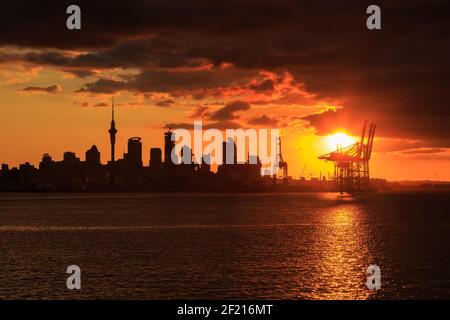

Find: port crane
[273,137,288,184]
[318,121,376,193]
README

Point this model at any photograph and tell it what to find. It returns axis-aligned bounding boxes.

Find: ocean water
[0,192,449,299]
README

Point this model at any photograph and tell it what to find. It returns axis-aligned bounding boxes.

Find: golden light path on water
[307,194,375,299]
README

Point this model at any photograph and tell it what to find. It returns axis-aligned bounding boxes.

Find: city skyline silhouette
[1,97,448,192]
[0,99,293,192]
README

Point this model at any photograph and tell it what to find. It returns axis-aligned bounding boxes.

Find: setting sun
[326,132,356,150]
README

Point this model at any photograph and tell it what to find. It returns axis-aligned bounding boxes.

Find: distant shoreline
[0,186,449,194]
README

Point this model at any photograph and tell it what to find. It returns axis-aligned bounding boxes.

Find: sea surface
[0,192,449,299]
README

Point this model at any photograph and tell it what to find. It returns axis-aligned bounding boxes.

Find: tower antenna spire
[112,96,115,121]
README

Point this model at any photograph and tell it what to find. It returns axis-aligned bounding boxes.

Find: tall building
[150,148,162,167]
[164,129,175,167]
[149,148,163,179]
[86,145,101,165]
[39,154,53,169]
[222,138,237,165]
[63,151,79,166]
[0,164,9,178]
[180,145,192,164]
[125,137,143,168]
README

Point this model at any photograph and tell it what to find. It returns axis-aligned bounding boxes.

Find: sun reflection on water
[309,201,376,299]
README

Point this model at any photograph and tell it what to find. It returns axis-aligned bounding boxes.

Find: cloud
[247,115,278,127]
[154,99,175,107]
[249,79,275,92]
[164,122,195,130]
[76,79,126,94]
[76,68,255,94]
[163,101,249,130]
[301,109,353,135]
[190,106,210,118]
[209,101,251,121]
[402,148,447,155]
[77,101,108,107]
[21,85,59,94]
[93,102,108,107]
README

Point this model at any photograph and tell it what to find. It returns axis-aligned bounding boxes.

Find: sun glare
[326,132,356,150]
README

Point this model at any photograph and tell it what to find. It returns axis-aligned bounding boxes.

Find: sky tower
[109,97,118,163]
[108,97,118,186]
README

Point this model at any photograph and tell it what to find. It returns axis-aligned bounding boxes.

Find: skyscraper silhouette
[150,148,162,167]
[164,129,175,168]
[86,145,101,165]
[125,137,143,168]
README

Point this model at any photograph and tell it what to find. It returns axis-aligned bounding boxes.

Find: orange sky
[1,75,449,181]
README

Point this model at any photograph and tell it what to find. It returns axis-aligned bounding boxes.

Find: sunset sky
[1,0,449,180]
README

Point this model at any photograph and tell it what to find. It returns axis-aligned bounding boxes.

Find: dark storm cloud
[0,0,325,50]
[76,69,255,94]
[12,37,207,74]
[1,0,449,146]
